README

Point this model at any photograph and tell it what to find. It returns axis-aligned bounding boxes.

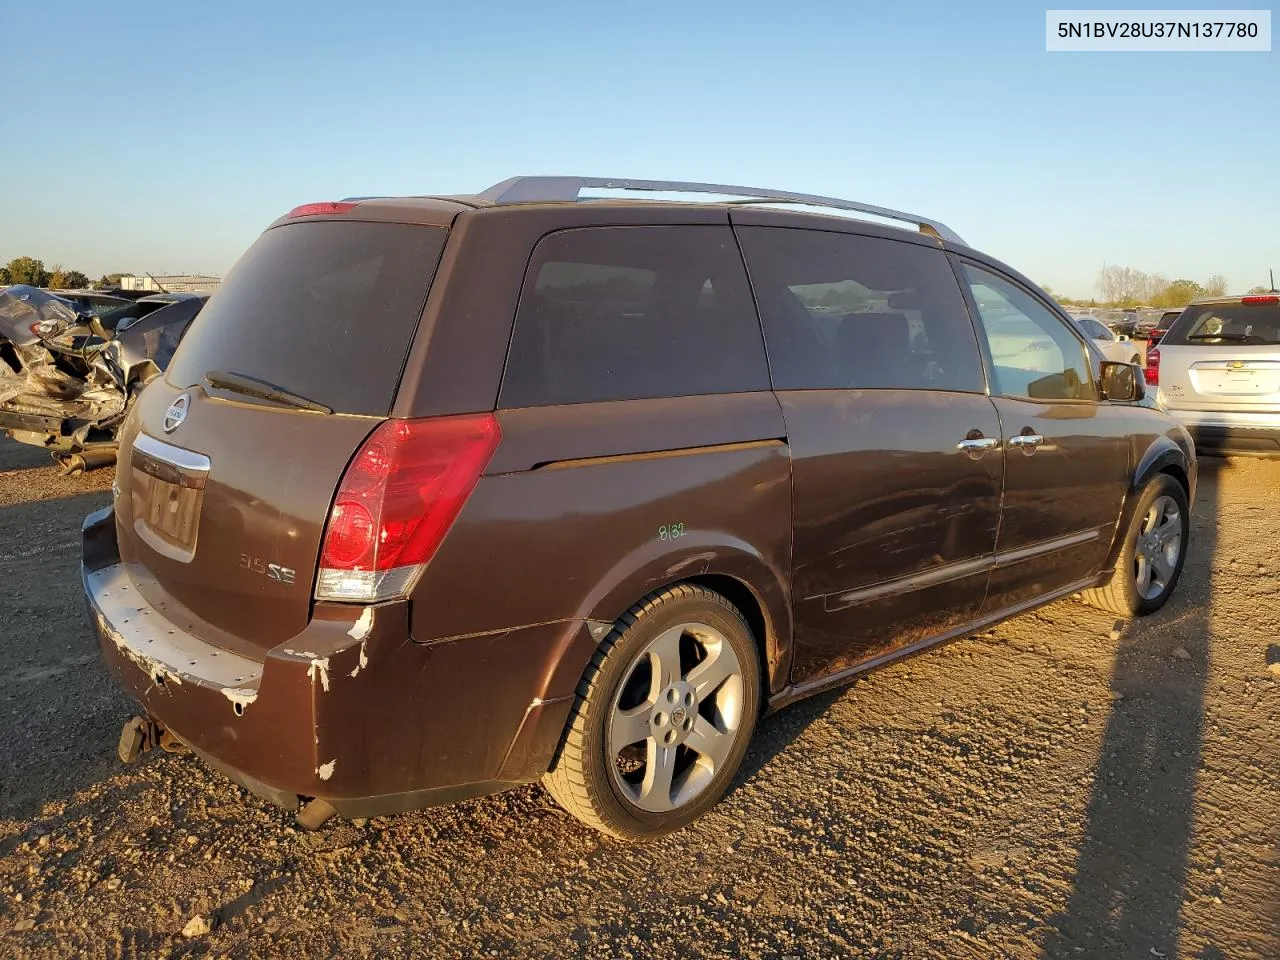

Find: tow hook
[295,798,338,831]
[117,715,188,763]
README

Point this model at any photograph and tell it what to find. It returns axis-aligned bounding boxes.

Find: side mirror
[1100,361,1144,402]
[1117,334,1130,342]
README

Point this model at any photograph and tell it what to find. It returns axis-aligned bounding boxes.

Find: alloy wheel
[1134,494,1183,601]
[606,622,746,813]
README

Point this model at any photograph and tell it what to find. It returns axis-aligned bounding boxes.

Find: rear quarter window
[166,221,447,416]
[499,226,770,408]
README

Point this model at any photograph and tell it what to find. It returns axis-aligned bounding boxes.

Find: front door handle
[1009,433,1045,450]
[957,436,1000,459]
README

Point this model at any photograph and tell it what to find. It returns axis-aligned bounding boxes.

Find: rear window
[1164,302,1280,346]
[166,221,446,415]
[499,226,769,408]
[1078,318,1112,340]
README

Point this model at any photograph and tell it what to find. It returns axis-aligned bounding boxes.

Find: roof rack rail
[474,176,966,245]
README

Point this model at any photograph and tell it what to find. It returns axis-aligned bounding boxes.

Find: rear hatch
[1157,299,1280,412]
[115,217,449,656]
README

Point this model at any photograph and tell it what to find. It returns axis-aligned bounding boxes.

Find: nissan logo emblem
[163,394,191,433]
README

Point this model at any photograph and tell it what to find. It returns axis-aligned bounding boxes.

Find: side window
[962,265,1096,402]
[735,227,984,393]
[500,226,769,407]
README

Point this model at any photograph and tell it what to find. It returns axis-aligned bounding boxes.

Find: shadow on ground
[0,457,124,821]
[1043,460,1222,958]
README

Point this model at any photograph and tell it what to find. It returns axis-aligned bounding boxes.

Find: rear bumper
[82,505,588,818]
[1167,409,1280,457]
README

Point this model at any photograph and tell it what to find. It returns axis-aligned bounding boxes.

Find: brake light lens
[1241,295,1279,305]
[316,414,501,602]
[286,201,357,219]
[1144,346,1160,386]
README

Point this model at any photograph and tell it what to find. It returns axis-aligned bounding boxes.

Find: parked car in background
[1075,316,1143,365]
[85,176,1195,841]
[49,289,131,318]
[1148,293,1280,456]
[103,292,208,337]
[1144,309,1183,346]
[1099,310,1140,338]
[0,285,207,471]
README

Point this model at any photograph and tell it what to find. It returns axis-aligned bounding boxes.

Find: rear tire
[1083,474,1189,617]
[543,584,760,841]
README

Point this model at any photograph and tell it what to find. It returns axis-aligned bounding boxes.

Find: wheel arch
[574,535,793,696]
[1101,435,1193,572]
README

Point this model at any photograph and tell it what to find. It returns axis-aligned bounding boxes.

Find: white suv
[1148,293,1280,456]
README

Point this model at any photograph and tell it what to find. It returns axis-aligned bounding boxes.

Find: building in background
[118,274,221,294]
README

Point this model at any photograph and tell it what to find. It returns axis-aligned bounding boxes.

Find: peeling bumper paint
[83,507,599,818]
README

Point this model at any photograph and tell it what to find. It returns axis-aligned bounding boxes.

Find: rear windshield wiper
[1185,333,1263,343]
[204,370,332,414]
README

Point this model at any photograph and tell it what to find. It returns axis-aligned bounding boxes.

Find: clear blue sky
[3,1,1276,298]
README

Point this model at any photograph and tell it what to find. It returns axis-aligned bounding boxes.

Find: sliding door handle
[1009,433,1044,449]
[957,436,999,459]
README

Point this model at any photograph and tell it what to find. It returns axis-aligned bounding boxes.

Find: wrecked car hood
[0,285,204,466]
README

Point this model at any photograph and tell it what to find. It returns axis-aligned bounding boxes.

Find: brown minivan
[83,177,1196,839]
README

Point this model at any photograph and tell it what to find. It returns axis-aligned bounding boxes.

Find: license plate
[131,467,203,558]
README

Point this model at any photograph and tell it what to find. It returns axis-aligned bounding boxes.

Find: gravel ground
[0,438,1277,959]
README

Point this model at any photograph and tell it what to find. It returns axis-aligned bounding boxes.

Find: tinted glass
[963,265,1095,401]
[167,221,446,415]
[1163,302,1280,346]
[1080,318,1112,340]
[735,227,984,392]
[500,226,769,407]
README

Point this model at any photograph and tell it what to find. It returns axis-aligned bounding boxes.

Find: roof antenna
[146,272,170,294]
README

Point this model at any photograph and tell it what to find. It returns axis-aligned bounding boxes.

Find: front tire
[1083,474,1189,617]
[543,584,760,840]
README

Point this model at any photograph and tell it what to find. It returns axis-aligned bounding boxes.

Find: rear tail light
[316,414,501,602]
[1144,346,1160,386]
[1242,295,1279,305]
[286,201,357,219]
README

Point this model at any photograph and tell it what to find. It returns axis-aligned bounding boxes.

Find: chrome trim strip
[133,432,211,474]
[822,527,1103,611]
[991,528,1100,569]
[826,554,993,612]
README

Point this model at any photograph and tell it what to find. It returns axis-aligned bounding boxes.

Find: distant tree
[49,268,89,289]
[1140,273,1169,304]
[4,256,49,286]
[0,266,10,285]
[1155,279,1206,308]
[1097,264,1150,306]
[1203,274,1229,297]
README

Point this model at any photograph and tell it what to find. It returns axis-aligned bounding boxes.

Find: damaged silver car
[0,284,206,472]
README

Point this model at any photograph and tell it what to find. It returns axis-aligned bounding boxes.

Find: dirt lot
[0,439,1277,959]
